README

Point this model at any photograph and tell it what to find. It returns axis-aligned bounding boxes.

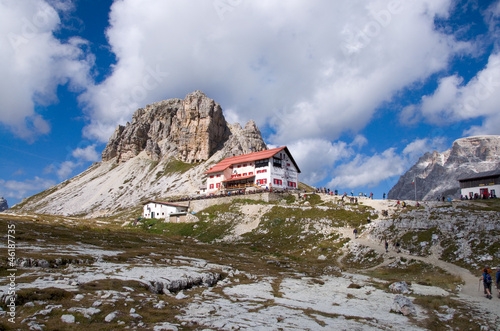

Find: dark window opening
[255,159,268,168]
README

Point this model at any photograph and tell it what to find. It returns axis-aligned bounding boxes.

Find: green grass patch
[397,227,440,256]
[364,259,462,291]
[456,199,500,212]
[413,296,494,330]
[163,159,199,174]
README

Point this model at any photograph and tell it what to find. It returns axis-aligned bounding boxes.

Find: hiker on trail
[385,241,388,253]
[395,242,400,253]
[496,267,500,298]
[383,192,386,199]
[353,228,358,239]
[480,267,493,299]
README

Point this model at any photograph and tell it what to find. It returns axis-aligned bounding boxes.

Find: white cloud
[0,176,55,200]
[328,148,406,189]
[289,139,351,184]
[72,144,100,162]
[0,0,94,141]
[402,137,448,163]
[56,161,78,179]
[351,135,368,148]
[324,136,444,189]
[410,52,500,135]
[79,0,469,145]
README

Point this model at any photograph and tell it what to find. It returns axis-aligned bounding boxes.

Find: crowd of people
[168,187,299,203]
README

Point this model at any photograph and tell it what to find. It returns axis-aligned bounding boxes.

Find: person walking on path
[353,228,358,239]
[385,240,388,253]
[496,267,500,298]
[480,267,493,299]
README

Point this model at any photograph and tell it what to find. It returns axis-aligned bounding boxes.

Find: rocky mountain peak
[388,135,500,201]
[102,91,230,164]
[0,197,8,212]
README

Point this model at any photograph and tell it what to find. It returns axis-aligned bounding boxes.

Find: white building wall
[461,184,500,198]
[143,203,186,219]
[269,152,299,189]
[206,171,224,194]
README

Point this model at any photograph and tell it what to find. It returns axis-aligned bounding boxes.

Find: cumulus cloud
[410,52,500,135]
[56,161,78,179]
[402,137,448,163]
[323,136,445,189]
[72,144,100,162]
[78,0,469,144]
[0,177,55,200]
[327,148,406,189]
[288,139,352,184]
[0,0,94,141]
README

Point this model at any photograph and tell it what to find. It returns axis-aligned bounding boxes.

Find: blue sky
[1,0,499,206]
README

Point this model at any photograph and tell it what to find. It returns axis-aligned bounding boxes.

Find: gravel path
[339,221,500,325]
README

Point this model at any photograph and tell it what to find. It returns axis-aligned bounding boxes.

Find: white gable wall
[143,202,187,219]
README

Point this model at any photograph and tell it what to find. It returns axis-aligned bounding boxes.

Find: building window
[249,172,253,175]
[255,159,268,168]
[216,183,220,188]
[273,157,282,168]
[243,173,247,176]
[210,175,214,179]
[217,174,221,177]
[210,184,214,189]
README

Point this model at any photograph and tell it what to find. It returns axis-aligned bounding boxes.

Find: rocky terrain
[11,91,267,218]
[388,135,500,201]
[0,197,7,212]
[1,194,499,330]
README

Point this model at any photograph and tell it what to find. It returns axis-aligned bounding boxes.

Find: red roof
[205,146,301,174]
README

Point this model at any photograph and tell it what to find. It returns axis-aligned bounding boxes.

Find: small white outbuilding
[143,201,188,220]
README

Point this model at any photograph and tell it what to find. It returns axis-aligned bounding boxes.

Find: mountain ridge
[12,91,267,217]
[388,135,500,200]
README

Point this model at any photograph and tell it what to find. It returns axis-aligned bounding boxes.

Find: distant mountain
[0,197,8,211]
[12,91,267,217]
[388,135,500,201]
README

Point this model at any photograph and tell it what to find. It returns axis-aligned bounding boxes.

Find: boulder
[391,294,416,316]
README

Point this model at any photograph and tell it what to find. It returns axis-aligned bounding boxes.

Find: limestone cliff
[13,91,267,217]
[102,91,231,163]
[388,135,500,201]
